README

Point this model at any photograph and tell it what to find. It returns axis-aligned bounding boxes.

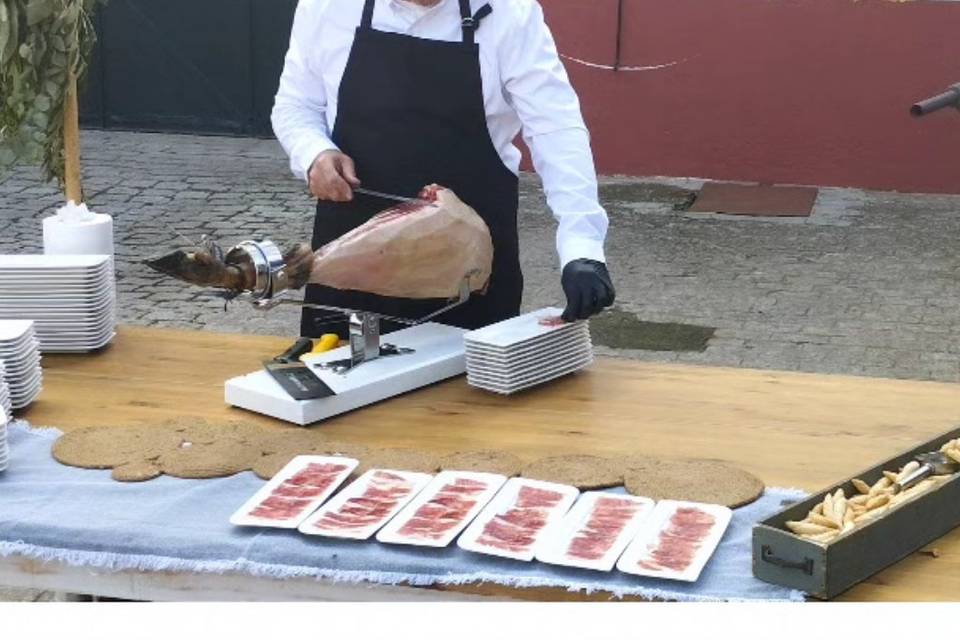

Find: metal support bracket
[245,269,475,375]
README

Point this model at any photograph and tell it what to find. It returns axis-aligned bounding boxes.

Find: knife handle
[275,337,314,363]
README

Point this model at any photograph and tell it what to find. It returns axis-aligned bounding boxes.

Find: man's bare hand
[308,150,361,202]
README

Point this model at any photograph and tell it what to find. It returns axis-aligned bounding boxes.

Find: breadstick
[945,449,960,465]
[811,502,824,516]
[851,478,871,495]
[786,521,834,536]
[809,513,840,529]
[823,493,834,518]
[843,508,855,526]
[866,494,890,510]
[848,494,869,507]
[883,470,899,483]
[804,531,839,544]
[854,506,888,523]
[869,477,892,496]
[831,495,847,524]
[897,461,921,482]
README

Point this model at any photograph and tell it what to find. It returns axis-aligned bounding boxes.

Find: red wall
[541,0,960,194]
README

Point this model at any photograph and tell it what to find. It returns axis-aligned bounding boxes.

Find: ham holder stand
[221,240,470,425]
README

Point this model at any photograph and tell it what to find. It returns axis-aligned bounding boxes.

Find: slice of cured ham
[535,492,654,572]
[617,500,732,583]
[458,478,579,561]
[145,185,493,300]
[230,455,358,529]
[376,471,507,548]
[299,469,433,540]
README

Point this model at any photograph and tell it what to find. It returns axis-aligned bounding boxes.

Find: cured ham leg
[145,185,493,300]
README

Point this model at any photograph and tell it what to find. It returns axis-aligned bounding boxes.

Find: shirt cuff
[294,137,340,184]
[558,235,607,269]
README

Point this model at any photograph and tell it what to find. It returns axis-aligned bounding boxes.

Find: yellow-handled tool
[313,334,341,353]
[298,334,341,362]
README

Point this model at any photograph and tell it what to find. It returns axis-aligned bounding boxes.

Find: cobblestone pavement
[1,130,958,383]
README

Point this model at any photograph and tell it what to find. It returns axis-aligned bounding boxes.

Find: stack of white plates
[0,405,8,473]
[0,255,116,352]
[0,360,10,416]
[0,320,43,409]
[464,307,594,395]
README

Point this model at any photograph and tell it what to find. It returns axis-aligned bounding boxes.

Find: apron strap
[361,0,376,30]
[362,0,491,43]
[459,1,493,45]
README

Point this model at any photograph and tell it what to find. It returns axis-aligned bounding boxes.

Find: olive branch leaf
[0,0,106,187]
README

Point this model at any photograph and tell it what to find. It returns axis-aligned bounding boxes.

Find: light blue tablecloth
[0,422,805,601]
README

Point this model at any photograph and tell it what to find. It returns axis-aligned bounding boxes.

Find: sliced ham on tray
[377,471,507,548]
[535,492,655,572]
[458,478,579,561]
[617,500,732,582]
[299,469,434,540]
[230,455,359,529]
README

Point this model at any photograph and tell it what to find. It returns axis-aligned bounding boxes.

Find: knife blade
[354,187,432,206]
[263,338,336,400]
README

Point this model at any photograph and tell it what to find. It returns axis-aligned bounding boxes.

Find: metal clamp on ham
[228,240,290,302]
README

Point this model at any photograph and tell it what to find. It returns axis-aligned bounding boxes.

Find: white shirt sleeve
[271,0,340,183]
[499,0,609,268]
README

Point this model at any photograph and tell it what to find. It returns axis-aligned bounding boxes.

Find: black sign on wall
[80,0,299,137]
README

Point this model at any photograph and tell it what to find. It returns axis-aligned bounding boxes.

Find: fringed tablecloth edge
[2,420,807,602]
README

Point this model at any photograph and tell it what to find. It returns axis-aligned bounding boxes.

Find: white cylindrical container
[42,201,114,258]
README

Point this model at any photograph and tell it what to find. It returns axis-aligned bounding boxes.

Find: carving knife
[354,187,432,205]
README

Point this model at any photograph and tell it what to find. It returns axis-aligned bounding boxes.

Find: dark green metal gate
[80,0,298,136]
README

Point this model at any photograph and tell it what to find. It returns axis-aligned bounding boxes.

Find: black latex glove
[561,259,616,322]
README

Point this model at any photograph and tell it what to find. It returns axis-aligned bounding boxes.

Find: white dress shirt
[272,0,608,267]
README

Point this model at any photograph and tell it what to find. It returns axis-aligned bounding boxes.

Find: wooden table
[4,326,960,601]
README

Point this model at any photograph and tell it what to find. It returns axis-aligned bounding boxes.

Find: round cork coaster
[252,452,299,481]
[316,441,371,461]
[163,417,230,446]
[159,438,261,479]
[258,429,328,456]
[111,459,163,483]
[522,454,623,490]
[621,457,765,508]
[439,450,523,477]
[221,420,270,444]
[252,441,370,480]
[352,447,439,478]
[52,426,183,470]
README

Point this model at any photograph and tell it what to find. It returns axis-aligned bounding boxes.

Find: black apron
[300,0,522,338]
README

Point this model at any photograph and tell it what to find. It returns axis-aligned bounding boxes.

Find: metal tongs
[893,451,960,494]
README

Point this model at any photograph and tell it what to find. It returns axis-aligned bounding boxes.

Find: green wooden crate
[753,426,960,600]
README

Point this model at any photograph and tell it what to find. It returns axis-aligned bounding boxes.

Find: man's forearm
[272,97,338,183]
[526,126,609,267]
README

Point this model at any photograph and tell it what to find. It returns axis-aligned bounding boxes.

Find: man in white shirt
[272,0,615,337]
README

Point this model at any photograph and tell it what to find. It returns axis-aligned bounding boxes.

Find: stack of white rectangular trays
[0,360,9,416]
[463,307,594,395]
[0,255,116,352]
[0,320,43,410]
[0,402,8,473]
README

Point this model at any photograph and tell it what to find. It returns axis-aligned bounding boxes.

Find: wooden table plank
[14,325,960,601]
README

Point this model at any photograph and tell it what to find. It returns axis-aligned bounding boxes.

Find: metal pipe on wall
[614,0,624,72]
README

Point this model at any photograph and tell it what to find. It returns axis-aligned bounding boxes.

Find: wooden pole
[63,70,82,203]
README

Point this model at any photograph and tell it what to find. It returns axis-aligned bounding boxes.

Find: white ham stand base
[224,323,466,425]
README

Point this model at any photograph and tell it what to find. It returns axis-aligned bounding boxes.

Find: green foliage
[0,0,106,184]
